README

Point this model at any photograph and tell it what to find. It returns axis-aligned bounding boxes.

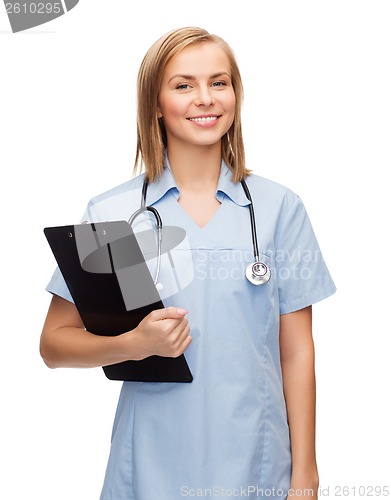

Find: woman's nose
[194,86,215,107]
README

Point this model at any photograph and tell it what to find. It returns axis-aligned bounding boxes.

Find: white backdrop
[1,1,390,499]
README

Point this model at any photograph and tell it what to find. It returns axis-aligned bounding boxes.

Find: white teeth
[189,116,218,122]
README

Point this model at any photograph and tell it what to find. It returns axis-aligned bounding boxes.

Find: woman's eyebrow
[167,72,231,83]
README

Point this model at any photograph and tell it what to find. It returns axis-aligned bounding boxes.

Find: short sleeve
[275,195,336,314]
[46,265,74,303]
[44,203,92,303]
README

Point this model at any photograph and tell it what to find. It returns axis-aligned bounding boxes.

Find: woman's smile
[187,114,221,126]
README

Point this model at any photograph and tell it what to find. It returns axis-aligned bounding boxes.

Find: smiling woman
[134,27,247,183]
[40,26,336,500]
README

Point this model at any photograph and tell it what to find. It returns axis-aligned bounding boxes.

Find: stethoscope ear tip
[156,282,164,292]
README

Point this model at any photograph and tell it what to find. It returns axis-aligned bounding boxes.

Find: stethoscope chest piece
[246,261,271,286]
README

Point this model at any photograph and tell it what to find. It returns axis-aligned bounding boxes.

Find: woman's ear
[157,108,163,119]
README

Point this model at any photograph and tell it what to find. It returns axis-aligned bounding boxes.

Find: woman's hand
[40,296,191,368]
[130,307,192,360]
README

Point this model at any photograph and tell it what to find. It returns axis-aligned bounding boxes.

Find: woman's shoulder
[244,170,300,210]
[84,173,145,222]
[90,173,145,203]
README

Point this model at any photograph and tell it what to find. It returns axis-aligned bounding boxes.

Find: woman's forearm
[279,307,319,498]
[39,295,142,369]
[40,295,191,369]
[281,349,318,474]
[39,325,139,369]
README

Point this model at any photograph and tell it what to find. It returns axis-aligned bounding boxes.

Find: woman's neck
[166,143,222,193]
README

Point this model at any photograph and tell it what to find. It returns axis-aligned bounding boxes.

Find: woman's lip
[187,115,221,127]
[187,115,221,120]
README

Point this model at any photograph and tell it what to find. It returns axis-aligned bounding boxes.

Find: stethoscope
[128,178,271,286]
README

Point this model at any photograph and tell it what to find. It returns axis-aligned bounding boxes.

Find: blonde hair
[133,26,251,183]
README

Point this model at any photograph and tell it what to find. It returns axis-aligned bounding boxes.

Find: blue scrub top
[46,159,336,500]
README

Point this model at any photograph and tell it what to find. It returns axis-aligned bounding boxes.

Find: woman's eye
[212,81,227,88]
[176,84,191,90]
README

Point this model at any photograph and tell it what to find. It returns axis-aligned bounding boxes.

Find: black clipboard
[44,220,193,383]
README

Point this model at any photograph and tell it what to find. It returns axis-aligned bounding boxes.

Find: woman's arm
[40,295,191,369]
[279,305,319,499]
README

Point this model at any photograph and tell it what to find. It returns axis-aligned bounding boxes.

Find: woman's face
[158,42,236,150]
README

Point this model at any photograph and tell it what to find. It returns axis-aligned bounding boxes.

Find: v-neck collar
[145,156,251,208]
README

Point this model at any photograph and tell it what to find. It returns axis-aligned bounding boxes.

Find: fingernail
[176,308,188,315]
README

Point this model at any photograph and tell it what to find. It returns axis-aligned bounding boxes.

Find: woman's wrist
[289,463,319,498]
[117,327,148,362]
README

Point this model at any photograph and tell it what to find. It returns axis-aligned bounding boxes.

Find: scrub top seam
[258,304,274,485]
[259,343,269,486]
[128,381,143,499]
[274,193,300,251]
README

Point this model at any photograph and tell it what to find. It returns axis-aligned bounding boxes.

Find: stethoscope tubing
[240,179,260,263]
[129,176,270,286]
[128,201,162,286]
